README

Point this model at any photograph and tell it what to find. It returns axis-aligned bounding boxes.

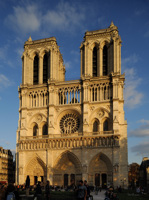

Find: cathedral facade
[16,22,128,188]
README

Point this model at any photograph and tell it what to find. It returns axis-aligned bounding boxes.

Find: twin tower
[16,22,128,188]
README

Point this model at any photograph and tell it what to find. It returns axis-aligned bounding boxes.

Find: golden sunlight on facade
[16,22,128,188]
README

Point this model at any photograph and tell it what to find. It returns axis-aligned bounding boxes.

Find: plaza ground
[91,190,105,200]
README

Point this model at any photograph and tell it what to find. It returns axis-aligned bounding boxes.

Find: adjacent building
[139,157,149,189]
[16,22,128,188]
[0,147,13,183]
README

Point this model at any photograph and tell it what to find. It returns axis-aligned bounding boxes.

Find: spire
[28,36,32,42]
[110,21,114,28]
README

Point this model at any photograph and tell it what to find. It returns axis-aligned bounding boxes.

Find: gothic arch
[88,152,112,186]
[53,151,82,186]
[90,41,99,50]
[89,107,110,121]
[100,39,110,49]
[28,113,47,128]
[25,155,46,185]
[42,122,48,135]
[92,118,100,132]
[40,48,50,57]
[102,117,110,132]
[30,50,40,59]
[53,150,82,173]
[89,152,112,172]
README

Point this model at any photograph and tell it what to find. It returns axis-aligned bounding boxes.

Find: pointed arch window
[33,124,38,136]
[33,55,39,84]
[42,124,48,135]
[93,120,99,132]
[43,53,48,83]
[103,45,108,76]
[103,119,108,132]
[93,47,97,77]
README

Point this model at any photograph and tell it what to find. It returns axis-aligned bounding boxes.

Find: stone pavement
[91,189,105,200]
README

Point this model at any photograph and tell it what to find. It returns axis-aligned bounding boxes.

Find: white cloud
[0,74,12,89]
[122,55,143,109]
[64,61,71,69]
[5,2,85,34]
[16,48,24,57]
[0,45,8,60]
[138,119,149,124]
[43,1,85,31]
[5,4,41,33]
[131,141,149,157]
[129,119,149,137]
[122,54,138,68]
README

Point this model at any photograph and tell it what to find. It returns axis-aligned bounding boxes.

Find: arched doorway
[88,153,112,187]
[53,151,82,187]
[25,157,46,185]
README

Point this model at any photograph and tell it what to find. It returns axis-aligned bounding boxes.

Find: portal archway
[88,153,112,187]
[25,156,46,185]
[53,151,82,186]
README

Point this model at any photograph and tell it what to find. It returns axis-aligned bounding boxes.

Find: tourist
[34,182,42,200]
[5,184,16,200]
[45,180,50,200]
[84,180,91,199]
[77,180,87,200]
[0,183,6,200]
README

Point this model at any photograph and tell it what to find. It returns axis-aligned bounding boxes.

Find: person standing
[34,182,42,200]
[45,181,50,200]
[84,180,90,199]
[77,180,87,200]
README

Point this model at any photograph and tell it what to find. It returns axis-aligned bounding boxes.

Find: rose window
[60,113,80,134]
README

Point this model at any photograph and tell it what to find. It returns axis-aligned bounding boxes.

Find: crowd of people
[0,183,19,200]
[0,180,125,200]
[0,180,50,200]
[0,180,92,200]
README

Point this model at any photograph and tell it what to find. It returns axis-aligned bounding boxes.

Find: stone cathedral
[16,22,128,188]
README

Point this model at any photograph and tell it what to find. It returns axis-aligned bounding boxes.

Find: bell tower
[22,36,65,86]
[80,22,121,78]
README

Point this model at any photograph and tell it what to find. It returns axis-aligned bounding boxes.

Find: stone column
[99,47,103,76]
[39,56,43,84]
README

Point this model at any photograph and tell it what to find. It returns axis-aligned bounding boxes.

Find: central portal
[89,153,112,187]
[53,151,82,186]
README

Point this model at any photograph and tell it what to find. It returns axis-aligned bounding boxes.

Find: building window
[43,53,48,83]
[33,55,39,84]
[103,120,108,132]
[103,45,108,76]
[93,47,97,77]
[33,124,38,136]
[93,121,99,132]
[60,113,80,134]
[42,124,48,135]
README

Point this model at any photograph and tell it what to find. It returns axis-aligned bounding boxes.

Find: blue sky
[0,0,149,164]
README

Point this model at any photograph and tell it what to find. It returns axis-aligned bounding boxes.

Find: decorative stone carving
[82,165,87,173]
[83,119,89,126]
[27,112,33,116]
[49,121,54,128]
[36,114,42,122]
[97,110,105,118]
[90,106,95,111]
